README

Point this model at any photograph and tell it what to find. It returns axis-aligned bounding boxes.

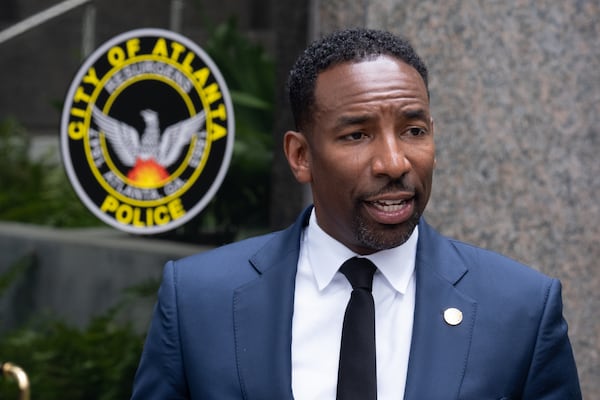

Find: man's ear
[283,130,312,183]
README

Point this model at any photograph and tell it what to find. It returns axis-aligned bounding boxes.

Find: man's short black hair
[287,28,429,131]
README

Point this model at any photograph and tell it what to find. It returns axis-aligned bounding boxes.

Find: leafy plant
[0,118,101,227]
[0,264,155,400]
[206,18,275,229]
[0,312,145,399]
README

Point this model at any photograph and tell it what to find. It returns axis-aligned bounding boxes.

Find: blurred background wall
[1,0,598,397]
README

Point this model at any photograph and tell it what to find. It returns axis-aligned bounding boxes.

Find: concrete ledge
[0,222,212,333]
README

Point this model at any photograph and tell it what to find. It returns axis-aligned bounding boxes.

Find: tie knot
[339,257,376,291]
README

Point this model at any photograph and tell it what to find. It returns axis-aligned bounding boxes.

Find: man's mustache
[361,179,416,199]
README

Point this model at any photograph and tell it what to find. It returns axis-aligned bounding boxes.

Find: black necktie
[337,257,377,400]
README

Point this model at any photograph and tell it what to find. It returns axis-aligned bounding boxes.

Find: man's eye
[345,132,366,141]
[408,127,426,136]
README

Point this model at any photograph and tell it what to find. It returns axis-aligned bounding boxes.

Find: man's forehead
[317,56,427,89]
[314,56,429,104]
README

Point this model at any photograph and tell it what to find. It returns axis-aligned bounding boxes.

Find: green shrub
[0,118,101,228]
[0,262,155,399]
[0,313,144,399]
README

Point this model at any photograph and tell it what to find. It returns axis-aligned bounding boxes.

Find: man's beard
[352,178,422,251]
[353,206,421,251]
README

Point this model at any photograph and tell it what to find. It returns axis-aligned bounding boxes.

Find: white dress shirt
[291,210,418,400]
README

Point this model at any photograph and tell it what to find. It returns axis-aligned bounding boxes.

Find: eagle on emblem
[92,106,206,185]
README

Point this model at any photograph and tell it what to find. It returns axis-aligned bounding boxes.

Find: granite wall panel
[314,0,599,397]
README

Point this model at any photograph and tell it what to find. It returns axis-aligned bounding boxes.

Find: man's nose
[371,135,410,178]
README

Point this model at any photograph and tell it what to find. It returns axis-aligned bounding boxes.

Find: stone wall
[0,222,209,334]
[311,0,599,397]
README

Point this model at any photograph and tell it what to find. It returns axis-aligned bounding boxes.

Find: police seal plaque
[60,28,234,234]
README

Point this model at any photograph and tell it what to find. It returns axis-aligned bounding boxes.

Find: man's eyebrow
[335,114,374,128]
[402,108,429,121]
[333,109,429,129]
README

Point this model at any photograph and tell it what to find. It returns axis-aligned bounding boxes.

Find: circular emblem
[443,307,463,326]
[60,28,234,234]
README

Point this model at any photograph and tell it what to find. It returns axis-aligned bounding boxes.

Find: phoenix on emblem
[92,106,206,186]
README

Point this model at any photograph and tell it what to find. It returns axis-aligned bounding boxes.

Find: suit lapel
[231,213,478,400]
[404,220,477,400]
[233,209,310,400]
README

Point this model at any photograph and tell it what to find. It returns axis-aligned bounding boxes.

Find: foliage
[0,315,144,399]
[0,263,154,400]
[0,317,143,400]
[0,118,101,228]
[206,18,275,228]
[0,252,35,299]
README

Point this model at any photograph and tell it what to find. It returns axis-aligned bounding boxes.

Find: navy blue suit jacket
[131,207,581,399]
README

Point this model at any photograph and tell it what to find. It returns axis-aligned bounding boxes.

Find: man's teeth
[372,199,407,211]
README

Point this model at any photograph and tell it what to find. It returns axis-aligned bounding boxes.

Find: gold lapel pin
[443,307,463,326]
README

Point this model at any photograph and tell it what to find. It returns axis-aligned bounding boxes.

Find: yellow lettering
[71,107,86,119]
[204,83,222,104]
[180,52,195,74]
[193,67,210,88]
[168,198,186,220]
[170,41,185,62]
[146,207,154,227]
[210,103,227,120]
[74,86,91,103]
[68,121,86,140]
[210,124,227,141]
[126,38,141,58]
[154,205,169,225]
[100,195,120,212]
[107,45,126,67]
[115,203,133,224]
[132,207,145,227]
[83,67,100,86]
[98,197,187,227]
[152,38,169,58]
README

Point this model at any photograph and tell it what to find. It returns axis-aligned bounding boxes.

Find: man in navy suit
[131,28,581,399]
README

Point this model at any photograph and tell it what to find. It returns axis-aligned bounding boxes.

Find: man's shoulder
[450,237,548,281]
[419,219,553,286]
[179,208,310,266]
[176,230,281,267]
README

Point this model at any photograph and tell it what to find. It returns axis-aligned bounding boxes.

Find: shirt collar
[303,209,418,294]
